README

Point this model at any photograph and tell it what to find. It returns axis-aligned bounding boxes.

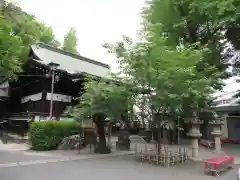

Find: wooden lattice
[134,144,188,167]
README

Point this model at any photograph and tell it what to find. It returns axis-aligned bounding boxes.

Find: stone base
[116,141,130,151]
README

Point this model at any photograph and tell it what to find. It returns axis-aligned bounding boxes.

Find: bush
[29,121,81,151]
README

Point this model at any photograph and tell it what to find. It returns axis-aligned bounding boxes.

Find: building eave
[29,43,111,78]
[213,105,240,113]
[32,42,110,69]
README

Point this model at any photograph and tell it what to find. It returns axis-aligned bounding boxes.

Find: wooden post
[49,70,55,120]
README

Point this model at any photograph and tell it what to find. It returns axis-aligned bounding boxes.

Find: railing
[133,142,188,167]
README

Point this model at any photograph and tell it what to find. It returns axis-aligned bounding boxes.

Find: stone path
[0,150,134,168]
[0,138,238,180]
[1,155,237,180]
[0,143,29,151]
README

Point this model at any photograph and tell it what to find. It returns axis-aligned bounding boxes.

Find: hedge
[29,121,81,151]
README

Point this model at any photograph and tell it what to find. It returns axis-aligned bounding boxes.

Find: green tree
[5,3,61,58]
[67,78,136,153]
[68,0,231,149]
[0,1,23,79]
[0,20,23,79]
[5,3,60,45]
[62,27,79,54]
[104,35,216,127]
[0,2,60,79]
[142,0,240,89]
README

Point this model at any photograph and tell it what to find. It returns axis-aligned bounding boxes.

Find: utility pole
[49,69,55,120]
[48,62,59,120]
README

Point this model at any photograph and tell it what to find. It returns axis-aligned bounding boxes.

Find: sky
[14,0,240,94]
[16,0,146,72]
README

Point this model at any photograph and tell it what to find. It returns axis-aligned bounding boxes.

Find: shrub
[29,121,81,151]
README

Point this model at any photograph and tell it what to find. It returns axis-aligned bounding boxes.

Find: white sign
[46,93,72,103]
[21,93,43,103]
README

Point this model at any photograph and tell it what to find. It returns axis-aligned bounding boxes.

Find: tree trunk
[93,113,110,154]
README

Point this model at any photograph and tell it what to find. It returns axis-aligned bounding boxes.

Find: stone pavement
[2,137,240,166]
[0,155,238,180]
[0,148,134,168]
[0,138,134,168]
[0,143,29,151]
[0,138,239,180]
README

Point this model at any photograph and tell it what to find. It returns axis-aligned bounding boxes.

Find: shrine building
[0,42,110,129]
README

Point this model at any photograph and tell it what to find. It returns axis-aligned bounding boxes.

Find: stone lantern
[184,111,203,158]
[209,112,223,152]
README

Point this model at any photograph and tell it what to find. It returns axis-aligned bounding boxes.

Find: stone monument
[209,112,223,152]
[184,111,203,158]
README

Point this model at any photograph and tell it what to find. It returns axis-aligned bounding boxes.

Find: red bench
[200,139,214,149]
[204,155,235,176]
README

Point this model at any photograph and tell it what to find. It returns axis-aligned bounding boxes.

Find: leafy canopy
[0,2,60,79]
[62,27,79,54]
[142,0,240,89]
[68,78,136,122]
[105,35,216,117]
[0,21,23,79]
[69,0,228,126]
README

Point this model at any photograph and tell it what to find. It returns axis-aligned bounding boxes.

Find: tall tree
[5,3,61,58]
[0,17,23,79]
[142,0,240,90]
[68,0,230,151]
[0,1,23,79]
[0,2,60,79]
[62,27,79,54]
[67,78,136,153]
[104,35,215,124]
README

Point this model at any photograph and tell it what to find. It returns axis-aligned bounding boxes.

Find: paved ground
[0,153,238,180]
[0,137,240,180]
[0,151,60,164]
